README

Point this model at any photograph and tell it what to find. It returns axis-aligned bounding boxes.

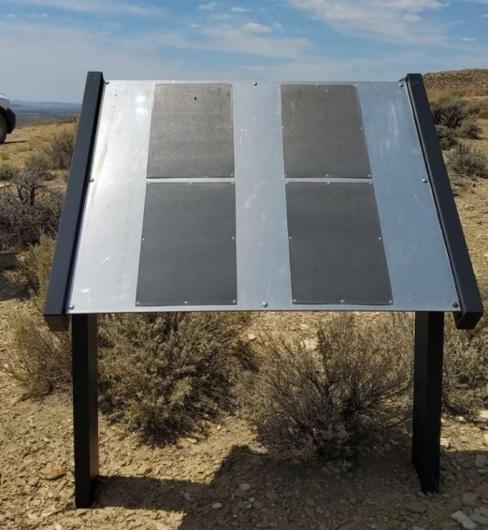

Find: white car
[0,94,16,144]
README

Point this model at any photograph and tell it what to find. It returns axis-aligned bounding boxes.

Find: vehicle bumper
[5,108,16,133]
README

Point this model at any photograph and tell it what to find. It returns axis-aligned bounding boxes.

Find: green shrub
[447,143,488,190]
[443,277,488,417]
[245,314,412,461]
[458,117,482,139]
[431,97,471,129]
[435,125,458,150]
[0,162,20,182]
[5,305,71,396]
[45,128,76,170]
[99,312,253,441]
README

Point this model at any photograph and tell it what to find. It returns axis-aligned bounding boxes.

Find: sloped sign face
[67,80,458,313]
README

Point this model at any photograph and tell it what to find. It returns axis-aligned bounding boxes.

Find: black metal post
[412,311,444,492]
[72,314,99,507]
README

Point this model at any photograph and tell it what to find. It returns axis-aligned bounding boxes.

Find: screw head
[253,81,258,86]
[68,304,75,310]
[262,301,268,308]
[453,302,459,308]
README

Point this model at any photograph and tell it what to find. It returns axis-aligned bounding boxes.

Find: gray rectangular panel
[286,181,392,304]
[147,84,234,178]
[136,182,237,305]
[281,84,371,178]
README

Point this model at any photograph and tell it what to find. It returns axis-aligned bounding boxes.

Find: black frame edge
[43,72,105,331]
[405,73,483,329]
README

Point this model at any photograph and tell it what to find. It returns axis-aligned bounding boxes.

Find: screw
[378,236,382,241]
[292,299,297,303]
[253,81,258,86]
[68,304,75,310]
[340,299,345,304]
[453,302,459,308]
[262,301,268,308]
[89,178,95,182]
[105,80,110,85]
[233,300,237,304]
[184,300,189,305]
[389,300,393,304]
[398,82,403,87]
[422,178,428,183]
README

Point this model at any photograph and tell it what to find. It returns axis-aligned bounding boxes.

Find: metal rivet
[105,80,110,85]
[233,299,236,304]
[262,301,268,308]
[232,236,235,240]
[422,179,428,183]
[89,178,95,182]
[389,300,393,304]
[69,304,75,310]
[184,300,189,305]
[378,236,382,241]
[340,299,345,304]
[289,236,292,240]
[398,82,403,87]
[253,81,258,86]
[292,299,297,303]
[453,302,459,308]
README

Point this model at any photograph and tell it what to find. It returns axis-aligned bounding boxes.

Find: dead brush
[245,314,412,461]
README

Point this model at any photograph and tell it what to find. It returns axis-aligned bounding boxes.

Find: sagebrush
[245,314,412,461]
[447,143,488,191]
[99,312,253,441]
[45,127,76,171]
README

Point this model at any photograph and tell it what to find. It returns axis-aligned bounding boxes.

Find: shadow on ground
[91,439,488,529]
[0,254,27,301]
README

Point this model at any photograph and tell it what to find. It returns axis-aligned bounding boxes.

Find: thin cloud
[198,2,217,10]
[5,0,165,16]
[232,6,251,12]
[243,22,273,33]
[288,0,448,44]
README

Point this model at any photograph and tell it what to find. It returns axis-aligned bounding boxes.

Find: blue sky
[1,0,487,102]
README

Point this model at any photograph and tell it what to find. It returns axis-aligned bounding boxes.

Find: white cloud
[6,0,164,16]
[288,0,448,44]
[196,25,309,59]
[232,6,251,12]
[243,22,273,33]
[462,36,477,41]
[198,2,217,10]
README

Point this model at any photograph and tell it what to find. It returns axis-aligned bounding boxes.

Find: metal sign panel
[286,181,392,305]
[67,80,459,313]
[147,84,234,179]
[281,84,371,178]
[136,182,237,306]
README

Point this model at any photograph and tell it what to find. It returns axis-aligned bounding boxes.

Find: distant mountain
[11,99,80,126]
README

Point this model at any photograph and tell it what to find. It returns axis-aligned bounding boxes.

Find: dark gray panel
[147,84,234,178]
[286,182,392,304]
[281,84,371,178]
[136,182,237,306]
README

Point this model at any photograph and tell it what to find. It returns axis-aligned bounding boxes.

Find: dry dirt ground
[1,105,488,529]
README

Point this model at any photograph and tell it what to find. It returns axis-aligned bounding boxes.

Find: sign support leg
[412,311,444,492]
[72,314,99,507]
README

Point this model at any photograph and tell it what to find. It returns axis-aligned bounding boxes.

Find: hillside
[424,69,488,97]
